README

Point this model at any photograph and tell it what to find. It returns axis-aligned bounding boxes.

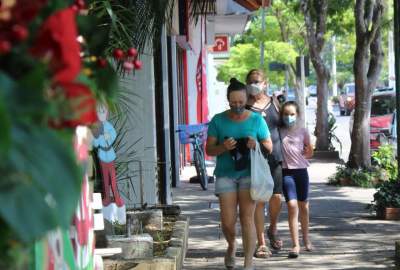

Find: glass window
[346,84,355,94]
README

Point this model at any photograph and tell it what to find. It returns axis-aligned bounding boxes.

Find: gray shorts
[215,176,251,195]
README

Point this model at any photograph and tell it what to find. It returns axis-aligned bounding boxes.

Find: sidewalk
[172,160,400,270]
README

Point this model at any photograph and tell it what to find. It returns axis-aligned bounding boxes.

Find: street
[306,97,352,162]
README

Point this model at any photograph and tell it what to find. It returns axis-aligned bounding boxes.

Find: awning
[210,14,250,34]
[234,0,271,11]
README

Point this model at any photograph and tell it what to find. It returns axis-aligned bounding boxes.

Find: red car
[370,88,396,151]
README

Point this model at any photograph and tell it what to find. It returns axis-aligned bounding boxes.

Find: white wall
[114,52,158,208]
[207,52,229,118]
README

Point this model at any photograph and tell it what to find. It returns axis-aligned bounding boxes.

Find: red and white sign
[212,35,229,53]
[196,47,209,123]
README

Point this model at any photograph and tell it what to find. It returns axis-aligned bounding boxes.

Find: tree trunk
[348,0,385,169]
[300,0,330,150]
[315,68,330,150]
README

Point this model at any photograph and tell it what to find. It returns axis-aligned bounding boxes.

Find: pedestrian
[206,78,273,270]
[279,101,314,258]
[245,69,284,258]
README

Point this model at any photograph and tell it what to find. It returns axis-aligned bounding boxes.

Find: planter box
[376,207,400,220]
[107,234,153,259]
[104,216,190,270]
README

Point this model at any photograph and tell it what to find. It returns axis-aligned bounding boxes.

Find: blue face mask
[284,115,297,126]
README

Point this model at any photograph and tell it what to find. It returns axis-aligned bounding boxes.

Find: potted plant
[313,113,341,159]
[372,180,400,220]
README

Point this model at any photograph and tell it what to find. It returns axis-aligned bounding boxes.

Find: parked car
[370,89,396,151]
[338,83,355,116]
[308,85,317,97]
[348,88,396,153]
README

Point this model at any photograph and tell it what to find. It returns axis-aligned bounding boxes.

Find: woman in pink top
[279,101,314,258]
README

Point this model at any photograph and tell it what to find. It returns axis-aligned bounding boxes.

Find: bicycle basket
[177,123,208,145]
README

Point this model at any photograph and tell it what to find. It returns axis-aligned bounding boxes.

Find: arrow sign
[212,35,229,53]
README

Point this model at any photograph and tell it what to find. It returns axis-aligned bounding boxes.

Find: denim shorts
[215,176,251,195]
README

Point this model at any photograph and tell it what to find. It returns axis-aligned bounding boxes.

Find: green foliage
[372,180,400,209]
[330,143,398,188]
[0,68,83,242]
[88,0,175,55]
[372,144,398,181]
[314,113,342,153]
[327,113,342,153]
[217,42,297,85]
[328,165,379,188]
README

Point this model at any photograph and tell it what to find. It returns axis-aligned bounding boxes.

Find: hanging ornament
[113,48,124,60]
[97,58,107,68]
[127,47,137,58]
[133,60,142,70]
[123,61,134,71]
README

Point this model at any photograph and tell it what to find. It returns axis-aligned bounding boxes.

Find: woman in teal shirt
[206,78,273,270]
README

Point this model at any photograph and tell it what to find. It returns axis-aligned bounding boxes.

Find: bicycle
[177,124,209,191]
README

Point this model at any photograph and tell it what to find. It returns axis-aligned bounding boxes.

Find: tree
[217,42,297,85]
[348,0,386,168]
[300,0,331,150]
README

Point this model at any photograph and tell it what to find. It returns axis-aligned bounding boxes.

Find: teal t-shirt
[207,110,270,178]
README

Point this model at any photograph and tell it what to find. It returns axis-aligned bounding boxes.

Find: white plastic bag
[250,141,274,201]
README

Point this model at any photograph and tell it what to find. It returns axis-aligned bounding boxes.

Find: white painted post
[332,36,337,96]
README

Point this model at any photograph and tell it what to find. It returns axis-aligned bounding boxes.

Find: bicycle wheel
[193,148,208,190]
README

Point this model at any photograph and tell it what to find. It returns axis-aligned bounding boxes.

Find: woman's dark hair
[227,78,246,99]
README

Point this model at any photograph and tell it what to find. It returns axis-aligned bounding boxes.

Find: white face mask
[246,83,265,96]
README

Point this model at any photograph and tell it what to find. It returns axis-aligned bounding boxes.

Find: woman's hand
[223,137,237,150]
[303,144,314,159]
[260,138,273,154]
[246,136,257,149]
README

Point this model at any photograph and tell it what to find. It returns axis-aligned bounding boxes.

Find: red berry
[0,41,11,54]
[75,0,86,9]
[127,47,138,57]
[113,48,124,60]
[123,61,134,71]
[12,25,28,41]
[133,60,143,70]
[97,58,107,68]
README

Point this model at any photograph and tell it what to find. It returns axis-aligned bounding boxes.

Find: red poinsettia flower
[31,7,81,83]
[11,0,48,24]
[31,6,99,128]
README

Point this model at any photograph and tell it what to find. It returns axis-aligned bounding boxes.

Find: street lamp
[394,0,400,175]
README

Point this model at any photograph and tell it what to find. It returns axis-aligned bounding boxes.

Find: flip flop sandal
[304,244,314,252]
[288,251,299,259]
[224,251,236,269]
[267,229,283,250]
[254,245,271,258]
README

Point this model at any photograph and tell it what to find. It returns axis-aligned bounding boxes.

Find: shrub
[328,165,379,188]
[371,144,397,181]
[371,180,400,210]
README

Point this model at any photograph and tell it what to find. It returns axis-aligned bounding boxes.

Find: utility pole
[260,0,266,68]
[332,36,337,96]
[300,55,307,128]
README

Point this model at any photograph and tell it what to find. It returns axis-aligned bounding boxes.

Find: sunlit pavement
[173,160,399,269]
